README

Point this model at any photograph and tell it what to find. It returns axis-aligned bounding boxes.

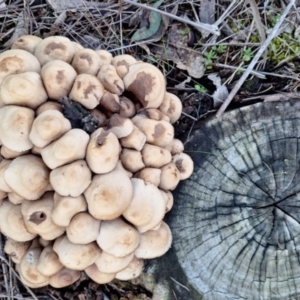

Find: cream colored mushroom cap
[49,267,81,288]
[0,72,47,109]
[0,159,13,193]
[4,155,50,200]
[97,218,140,258]
[172,152,194,180]
[85,264,116,284]
[95,49,113,65]
[0,49,41,84]
[159,92,183,123]
[11,35,43,53]
[4,238,31,264]
[0,105,34,151]
[112,54,137,78]
[84,170,133,220]
[141,143,172,168]
[72,48,102,75]
[29,110,71,148]
[34,36,76,65]
[123,62,166,108]
[159,162,181,191]
[115,257,144,281]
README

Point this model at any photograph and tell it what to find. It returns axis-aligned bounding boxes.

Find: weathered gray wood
[145,100,300,300]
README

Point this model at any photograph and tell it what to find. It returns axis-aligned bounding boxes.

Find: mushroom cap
[108,114,134,138]
[4,238,31,264]
[123,178,166,233]
[160,189,174,212]
[138,108,170,122]
[84,170,133,220]
[0,49,41,84]
[97,217,140,257]
[72,42,84,52]
[41,60,77,100]
[4,155,50,200]
[36,101,63,116]
[0,159,13,193]
[169,138,184,155]
[69,74,104,109]
[1,146,30,159]
[34,36,76,65]
[134,167,162,186]
[41,128,90,169]
[0,72,48,109]
[135,221,172,259]
[97,64,124,95]
[159,162,181,191]
[54,235,101,270]
[19,247,49,288]
[112,54,137,78]
[51,193,87,227]
[112,160,133,178]
[66,212,101,244]
[86,128,120,174]
[49,267,81,288]
[0,105,34,151]
[120,148,145,173]
[50,160,92,197]
[159,92,183,123]
[99,90,120,113]
[172,152,194,180]
[7,192,24,205]
[71,48,102,75]
[11,35,43,53]
[119,96,136,118]
[21,192,65,240]
[0,201,36,241]
[95,50,113,65]
[115,257,144,281]
[123,62,166,108]
[36,245,63,276]
[141,143,172,168]
[29,110,72,148]
[95,251,134,273]
[85,264,116,284]
[120,125,146,151]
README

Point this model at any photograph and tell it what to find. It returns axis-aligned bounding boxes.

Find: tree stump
[145,100,300,300]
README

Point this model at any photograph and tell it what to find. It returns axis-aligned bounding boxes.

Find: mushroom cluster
[0,35,194,288]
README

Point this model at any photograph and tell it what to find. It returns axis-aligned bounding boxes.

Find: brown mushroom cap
[69,74,105,109]
[0,72,48,109]
[50,160,92,197]
[135,221,172,259]
[0,49,41,85]
[112,54,137,78]
[4,238,31,264]
[54,235,101,270]
[141,143,172,168]
[34,36,76,65]
[172,152,194,180]
[0,105,34,151]
[95,50,113,65]
[115,257,144,281]
[67,212,101,244]
[119,96,136,118]
[41,129,90,169]
[123,178,166,233]
[21,192,65,240]
[123,62,166,108]
[84,170,133,220]
[72,49,102,75]
[51,193,87,227]
[99,90,120,113]
[86,128,120,174]
[41,60,77,100]
[138,108,170,122]
[4,155,50,200]
[108,114,134,138]
[85,264,116,284]
[49,267,81,288]
[11,35,43,53]
[159,162,181,191]
[29,110,72,148]
[97,217,140,257]
[158,92,183,123]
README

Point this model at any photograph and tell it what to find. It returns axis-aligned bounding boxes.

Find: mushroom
[41,60,77,100]
[0,105,34,152]
[115,257,144,281]
[85,128,120,174]
[85,264,116,284]
[172,153,194,180]
[0,159,13,193]
[21,192,65,240]
[34,36,76,65]
[84,170,133,220]
[112,160,133,178]
[0,72,48,109]
[159,162,180,191]
[123,179,166,233]
[7,192,24,205]
[0,201,36,242]
[120,126,146,151]
[53,235,101,270]
[138,108,170,122]
[50,160,92,197]
[97,64,124,95]
[123,62,166,108]
[4,155,50,200]
[1,146,30,159]
[49,267,81,288]
[39,237,52,248]
[36,245,63,276]
[120,148,145,173]
[134,168,161,186]
[72,49,102,75]
[160,189,174,212]
[72,41,84,52]
[0,49,41,84]
[69,74,105,109]
[11,35,43,53]
[158,92,183,123]
[29,110,72,148]
[119,96,136,118]
[66,212,101,244]
[108,114,134,138]
[166,138,184,155]
[51,193,87,227]
[135,221,172,259]
[95,50,113,65]
[141,143,172,168]
[36,101,63,115]
[4,238,31,264]
[89,108,107,127]
[41,129,90,169]
[97,217,140,257]
[99,90,120,113]
[112,54,137,78]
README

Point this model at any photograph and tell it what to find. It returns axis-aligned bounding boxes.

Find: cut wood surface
[150,100,300,300]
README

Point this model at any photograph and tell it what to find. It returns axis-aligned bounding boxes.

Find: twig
[216,0,296,117]
[215,63,266,79]
[122,0,220,35]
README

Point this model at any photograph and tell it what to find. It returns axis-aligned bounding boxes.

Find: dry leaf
[208,73,228,108]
